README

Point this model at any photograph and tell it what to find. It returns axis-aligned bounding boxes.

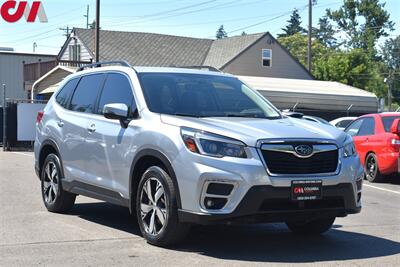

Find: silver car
[34,61,363,246]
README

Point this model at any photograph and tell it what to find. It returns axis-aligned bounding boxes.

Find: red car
[345,112,400,182]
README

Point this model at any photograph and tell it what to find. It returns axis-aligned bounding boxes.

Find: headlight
[343,136,357,158]
[181,128,247,158]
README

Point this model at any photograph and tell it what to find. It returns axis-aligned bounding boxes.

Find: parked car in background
[303,115,331,125]
[345,112,400,182]
[330,117,358,130]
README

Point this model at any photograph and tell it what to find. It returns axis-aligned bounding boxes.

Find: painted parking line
[11,152,34,157]
[363,183,400,195]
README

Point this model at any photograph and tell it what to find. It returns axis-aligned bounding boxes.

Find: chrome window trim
[256,138,341,177]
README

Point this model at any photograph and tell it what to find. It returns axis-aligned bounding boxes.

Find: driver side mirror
[103,103,129,120]
[390,118,400,135]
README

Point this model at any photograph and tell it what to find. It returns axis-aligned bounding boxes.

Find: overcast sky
[0,0,399,55]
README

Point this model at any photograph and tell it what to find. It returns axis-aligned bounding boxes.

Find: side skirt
[62,180,130,208]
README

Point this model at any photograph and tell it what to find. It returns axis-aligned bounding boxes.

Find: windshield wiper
[174,113,203,118]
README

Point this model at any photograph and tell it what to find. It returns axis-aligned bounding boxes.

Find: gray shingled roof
[74,28,213,67]
[203,33,265,68]
[72,28,266,68]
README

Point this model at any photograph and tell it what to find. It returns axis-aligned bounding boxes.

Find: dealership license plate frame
[291,180,323,201]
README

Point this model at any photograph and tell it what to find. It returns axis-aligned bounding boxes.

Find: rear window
[55,78,79,108]
[382,116,400,132]
[69,74,105,113]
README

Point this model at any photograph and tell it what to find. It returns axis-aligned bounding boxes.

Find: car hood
[161,115,348,147]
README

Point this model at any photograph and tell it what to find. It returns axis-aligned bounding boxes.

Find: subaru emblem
[294,145,313,157]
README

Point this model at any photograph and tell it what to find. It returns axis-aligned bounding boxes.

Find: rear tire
[136,166,190,247]
[365,153,384,183]
[41,153,76,213]
[286,217,335,235]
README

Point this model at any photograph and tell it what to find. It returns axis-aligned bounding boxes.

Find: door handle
[57,120,64,127]
[87,124,96,133]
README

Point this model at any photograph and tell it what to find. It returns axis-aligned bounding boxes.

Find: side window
[262,49,272,67]
[358,117,375,136]
[69,74,104,113]
[345,119,363,137]
[97,73,136,116]
[55,78,79,108]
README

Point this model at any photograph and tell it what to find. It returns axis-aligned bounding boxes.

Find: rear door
[53,77,81,181]
[84,72,138,196]
[61,73,105,183]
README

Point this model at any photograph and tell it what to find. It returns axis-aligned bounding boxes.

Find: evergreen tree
[313,17,337,48]
[277,9,306,37]
[327,0,394,55]
[216,25,228,39]
[241,31,247,36]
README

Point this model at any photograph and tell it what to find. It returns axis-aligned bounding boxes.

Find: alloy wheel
[43,161,59,205]
[366,156,377,179]
[139,177,168,236]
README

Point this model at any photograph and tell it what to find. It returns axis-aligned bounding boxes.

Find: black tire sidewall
[365,153,381,182]
[136,166,179,246]
[40,153,66,211]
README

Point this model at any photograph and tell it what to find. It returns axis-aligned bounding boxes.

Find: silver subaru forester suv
[35,61,363,246]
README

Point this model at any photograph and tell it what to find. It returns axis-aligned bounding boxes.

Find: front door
[84,72,138,197]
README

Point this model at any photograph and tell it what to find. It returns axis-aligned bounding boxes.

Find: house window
[262,49,272,67]
[69,44,81,61]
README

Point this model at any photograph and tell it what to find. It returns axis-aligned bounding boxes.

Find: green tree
[277,9,306,37]
[216,25,228,39]
[313,49,387,97]
[241,31,247,36]
[278,33,328,68]
[327,0,394,55]
[278,33,387,97]
[313,17,337,48]
[381,36,400,101]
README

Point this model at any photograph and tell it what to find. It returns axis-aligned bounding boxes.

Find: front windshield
[138,72,281,119]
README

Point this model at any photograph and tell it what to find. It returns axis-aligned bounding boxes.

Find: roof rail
[173,65,221,72]
[77,60,131,72]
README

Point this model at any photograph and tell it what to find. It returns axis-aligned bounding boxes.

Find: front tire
[136,166,190,247]
[41,153,76,213]
[365,153,384,183]
[286,217,335,235]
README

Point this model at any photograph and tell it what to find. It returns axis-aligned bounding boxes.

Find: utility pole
[59,26,71,40]
[386,73,394,112]
[95,0,100,62]
[2,84,7,151]
[307,0,312,72]
[84,5,90,29]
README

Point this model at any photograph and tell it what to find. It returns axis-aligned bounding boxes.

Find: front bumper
[179,183,361,225]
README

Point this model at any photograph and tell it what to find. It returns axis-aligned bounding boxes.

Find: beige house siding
[59,36,92,62]
[222,35,313,80]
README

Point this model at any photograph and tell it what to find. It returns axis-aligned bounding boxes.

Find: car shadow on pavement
[69,202,400,263]
[175,224,400,263]
[69,202,141,235]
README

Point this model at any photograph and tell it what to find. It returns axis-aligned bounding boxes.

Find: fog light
[204,197,227,210]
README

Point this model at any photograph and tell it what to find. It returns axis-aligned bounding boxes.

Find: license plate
[291,180,322,201]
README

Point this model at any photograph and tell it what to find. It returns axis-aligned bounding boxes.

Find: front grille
[261,148,338,175]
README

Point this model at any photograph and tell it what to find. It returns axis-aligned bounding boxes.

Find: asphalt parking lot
[1,151,399,266]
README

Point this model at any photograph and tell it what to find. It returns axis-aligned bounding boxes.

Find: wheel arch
[38,139,62,178]
[129,149,181,214]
